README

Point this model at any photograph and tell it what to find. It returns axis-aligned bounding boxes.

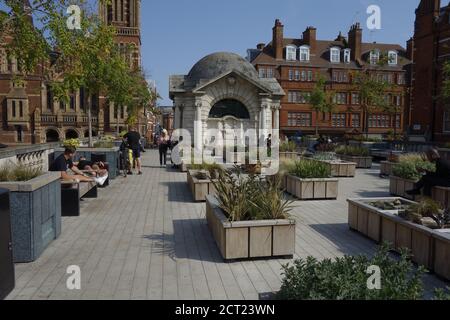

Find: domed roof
[187,52,258,81]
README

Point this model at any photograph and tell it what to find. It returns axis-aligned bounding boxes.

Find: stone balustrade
[0,143,60,171]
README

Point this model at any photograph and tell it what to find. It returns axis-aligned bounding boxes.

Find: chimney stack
[407,37,414,61]
[272,19,284,60]
[302,26,317,51]
[348,22,362,61]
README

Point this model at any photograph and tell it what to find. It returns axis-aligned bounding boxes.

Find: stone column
[273,105,280,130]
[174,105,180,129]
[194,102,203,150]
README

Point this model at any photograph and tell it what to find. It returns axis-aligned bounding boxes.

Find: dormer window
[370,50,380,65]
[330,47,341,63]
[388,51,398,65]
[299,46,310,62]
[286,46,297,61]
[344,49,351,64]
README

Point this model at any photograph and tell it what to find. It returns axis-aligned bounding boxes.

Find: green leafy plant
[288,160,331,179]
[392,158,435,181]
[280,141,297,153]
[335,146,369,157]
[407,198,450,229]
[63,138,80,149]
[277,244,426,300]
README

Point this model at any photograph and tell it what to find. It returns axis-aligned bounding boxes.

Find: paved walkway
[6,150,449,300]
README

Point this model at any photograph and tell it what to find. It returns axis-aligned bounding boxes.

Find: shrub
[392,158,435,181]
[277,244,426,300]
[0,165,42,182]
[280,141,297,152]
[288,160,331,179]
[335,145,369,157]
[63,138,80,149]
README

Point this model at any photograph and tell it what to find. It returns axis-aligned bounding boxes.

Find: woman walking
[158,129,170,167]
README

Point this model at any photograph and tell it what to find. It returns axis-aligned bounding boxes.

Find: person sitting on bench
[406,148,450,197]
[50,147,105,185]
[76,156,108,178]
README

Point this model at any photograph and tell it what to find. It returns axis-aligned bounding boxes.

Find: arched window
[286,46,297,61]
[330,47,341,63]
[46,129,60,142]
[209,99,250,119]
[65,129,79,139]
[299,46,310,62]
[388,50,398,65]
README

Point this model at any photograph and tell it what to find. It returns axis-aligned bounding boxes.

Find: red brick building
[0,0,151,145]
[408,0,450,142]
[248,20,411,138]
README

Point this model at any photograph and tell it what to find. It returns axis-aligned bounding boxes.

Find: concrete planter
[432,187,450,209]
[54,147,120,179]
[314,159,356,177]
[206,195,295,260]
[348,198,450,279]
[389,176,417,201]
[0,189,15,300]
[380,161,396,177]
[286,175,338,200]
[280,152,299,161]
[187,170,217,202]
[338,155,372,168]
[0,172,61,263]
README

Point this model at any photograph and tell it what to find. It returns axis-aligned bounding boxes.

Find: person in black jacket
[406,148,450,197]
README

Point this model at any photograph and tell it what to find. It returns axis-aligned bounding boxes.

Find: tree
[308,76,335,136]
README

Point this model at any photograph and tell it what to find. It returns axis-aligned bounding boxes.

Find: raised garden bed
[206,195,295,260]
[286,175,338,200]
[187,170,217,202]
[0,172,61,263]
[314,159,356,177]
[389,176,417,201]
[338,155,372,169]
[380,161,396,177]
[347,198,450,279]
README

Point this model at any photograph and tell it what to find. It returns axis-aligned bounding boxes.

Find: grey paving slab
[6,150,449,300]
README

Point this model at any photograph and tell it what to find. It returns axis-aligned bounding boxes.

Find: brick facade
[248,20,411,138]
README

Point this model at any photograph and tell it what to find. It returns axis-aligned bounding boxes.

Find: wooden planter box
[187,170,217,202]
[348,198,450,279]
[314,159,356,177]
[0,172,62,263]
[286,175,338,200]
[280,152,299,161]
[206,196,296,260]
[380,161,396,177]
[389,176,417,201]
[433,230,450,281]
[0,189,15,300]
[338,155,372,168]
[432,187,450,209]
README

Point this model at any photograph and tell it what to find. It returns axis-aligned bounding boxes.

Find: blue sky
[141,0,419,105]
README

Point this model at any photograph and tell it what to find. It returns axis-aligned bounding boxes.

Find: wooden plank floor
[6,150,449,300]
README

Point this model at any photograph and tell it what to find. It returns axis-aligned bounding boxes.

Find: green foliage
[408,198,450,229]
[280,141,297,152]
[288,160,331,179]
[277,244,426,300]
[392,158,435,181]
[309,76,335,134]
[211,170,292,222]
[63,138,80,149]
[0,165,42,182]
[335,145,369,157]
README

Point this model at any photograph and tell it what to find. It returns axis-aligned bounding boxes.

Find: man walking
[124,126,143,175]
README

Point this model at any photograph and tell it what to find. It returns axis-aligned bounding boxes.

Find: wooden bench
[61,181,98,217]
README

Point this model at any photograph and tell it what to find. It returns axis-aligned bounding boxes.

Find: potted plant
[0,165,61,263]
[206,171,296,260]
[335,145,372,168]
[381,153,421,177]
[311,152,357,177]
[285,160,338,200]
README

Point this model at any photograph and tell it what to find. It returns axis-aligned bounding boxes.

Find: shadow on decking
[352,189,391,198]
[142,219,223,263]
[308,223,376,257]
[159,181,192,202]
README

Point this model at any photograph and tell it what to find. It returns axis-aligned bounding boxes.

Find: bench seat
[61,181,97,217]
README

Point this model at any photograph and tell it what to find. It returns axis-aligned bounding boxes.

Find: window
[394,95,402,106]
[267,68,274,78]
[370,50,380,65]
[307,71,313,81]
[60,101,65,110]
[397,74,405,85]
[352,114,360,128]
[388,51,398,65]
[295,70,300,81]
[287,112,312,126]
[299,46,310,62]
[395,114,401,129]
[288,91,311,104]
[332,114,346,127]
[120,106,125,119]
[289,69,294,81]
[259,68,266,78]
[19,101,23,117]
[333,71,348,83]
[333,93,347,104]
[352,93,360,105]
[369,114,390,128]
[12,100,16,117]
[330,47,340,63]
[444,111,450,132]
[16,125,23,143]
[301,70,307,81]
[344,49,351,63]
[70,95,75,110]
[286,46,297,61]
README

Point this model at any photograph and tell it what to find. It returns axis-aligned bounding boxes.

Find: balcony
[116,27,140,37]
[40,113,99,126]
